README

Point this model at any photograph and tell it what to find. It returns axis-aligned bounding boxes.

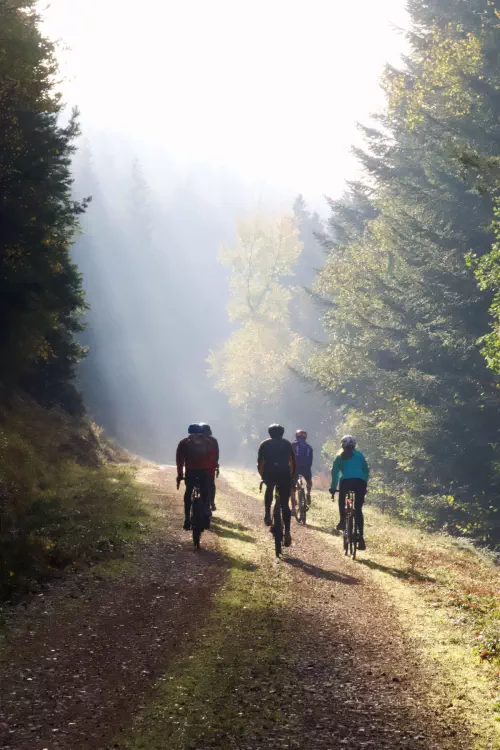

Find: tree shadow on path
[357,558,435,583]
[210,520,257,545]
[284,556,358,585]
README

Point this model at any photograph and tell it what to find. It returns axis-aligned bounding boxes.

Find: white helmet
[341,435,357,449]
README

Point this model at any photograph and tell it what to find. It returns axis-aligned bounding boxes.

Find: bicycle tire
[298,487,307,524]
[352,521,358,560]
[191,493,203,550]
[347,514,354,556]
[273,501,282,557]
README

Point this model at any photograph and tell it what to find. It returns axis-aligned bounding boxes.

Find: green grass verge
[223,468,500,749]
[118,493,296,750]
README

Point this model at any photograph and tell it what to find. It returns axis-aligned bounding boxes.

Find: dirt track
[0,467,468,749]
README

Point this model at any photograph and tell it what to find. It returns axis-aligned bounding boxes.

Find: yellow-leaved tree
[208,213,303,440]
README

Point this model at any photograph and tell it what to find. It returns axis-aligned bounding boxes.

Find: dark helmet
[188,423,203,434]
[199,423,212,436]
[268,423,285,438]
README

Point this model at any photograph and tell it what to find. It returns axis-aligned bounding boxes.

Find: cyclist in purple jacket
[291,429,313,514]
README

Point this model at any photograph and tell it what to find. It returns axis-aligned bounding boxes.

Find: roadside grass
[223,468,500,749]
[0,395,150,599]
[118,493,297,750]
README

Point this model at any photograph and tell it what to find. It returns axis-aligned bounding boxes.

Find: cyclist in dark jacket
[291,429,313,513]
[257,424,295,547]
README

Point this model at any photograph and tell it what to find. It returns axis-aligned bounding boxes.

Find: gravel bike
[178,477,206,549]
[343,490,358,559]
[332,489,358,559]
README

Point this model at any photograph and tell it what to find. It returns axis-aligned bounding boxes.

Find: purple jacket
[291,439,313,471]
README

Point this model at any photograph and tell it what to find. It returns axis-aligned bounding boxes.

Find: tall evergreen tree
[308,0,500,541]
[0,0,88,412]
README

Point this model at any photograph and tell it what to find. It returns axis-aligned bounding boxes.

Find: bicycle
[332,489,358,559]
[295,474,308,525]
[260,482,285,557]
[178,477,206,549]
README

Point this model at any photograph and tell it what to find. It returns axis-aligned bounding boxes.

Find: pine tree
[0,0,88,413]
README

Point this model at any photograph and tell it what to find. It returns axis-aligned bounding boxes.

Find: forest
[2,0,500,601]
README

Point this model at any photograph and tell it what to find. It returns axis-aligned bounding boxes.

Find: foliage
[209,213,304,439]
[308,0,500,542]
[0,0,89,413]
[0,394,145,599]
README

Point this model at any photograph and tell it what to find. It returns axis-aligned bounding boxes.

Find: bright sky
[41,0,408,207]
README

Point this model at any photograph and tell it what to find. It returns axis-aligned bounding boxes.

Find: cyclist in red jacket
[176,424,216,531]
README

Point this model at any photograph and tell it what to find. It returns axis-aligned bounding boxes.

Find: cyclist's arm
[309,445,313,469]
[290,441,297,476]
[257,442,265,477]
[176,440,185,478]
[330,455,342,492]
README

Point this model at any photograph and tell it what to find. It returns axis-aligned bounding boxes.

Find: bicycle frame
[296,474,307,525]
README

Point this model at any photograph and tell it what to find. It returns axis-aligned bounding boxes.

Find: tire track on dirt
[218,475,470,749]
[0,466,227,750]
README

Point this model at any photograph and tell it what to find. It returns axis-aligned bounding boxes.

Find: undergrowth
[0,394,146,599]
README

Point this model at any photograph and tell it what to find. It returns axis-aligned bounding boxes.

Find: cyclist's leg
[337,479,347,529]
[278,475,292,534]
[353,479,367,538]
[198,470,211,527]
[291,476,297,511]
[264,481,274,525]
[184,472,195,529]
[304,469,312,504]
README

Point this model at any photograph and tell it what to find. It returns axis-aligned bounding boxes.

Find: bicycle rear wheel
[346,514,354,556]
[191,497,203,549]
[298,487,307,525]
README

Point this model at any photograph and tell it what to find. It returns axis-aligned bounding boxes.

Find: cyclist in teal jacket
[329,435,369,550]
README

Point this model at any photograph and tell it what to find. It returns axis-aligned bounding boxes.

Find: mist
[40,0,409,464]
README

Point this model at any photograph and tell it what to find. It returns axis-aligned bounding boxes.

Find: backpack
[186,434,211,463]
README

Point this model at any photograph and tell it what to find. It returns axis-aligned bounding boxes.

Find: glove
[216,466,220,478]
[329,489,336,498]
[176,476,184,490]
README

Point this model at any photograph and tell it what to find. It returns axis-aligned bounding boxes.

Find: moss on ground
[118,494,296,750]
[223,468,500,749]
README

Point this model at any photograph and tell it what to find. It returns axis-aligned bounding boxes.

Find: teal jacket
[330,449,369,491]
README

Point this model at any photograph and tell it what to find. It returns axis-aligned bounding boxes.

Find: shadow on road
[199,546,259,572]
[305,523,335,536]
[284,556,358,585]
[210,520,257,545]
[212,517,252,532]
[357,558,435,583]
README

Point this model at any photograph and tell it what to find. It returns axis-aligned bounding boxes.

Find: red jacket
[176,435,217,476]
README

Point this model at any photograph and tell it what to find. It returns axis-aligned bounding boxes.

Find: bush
[0,395,145,598]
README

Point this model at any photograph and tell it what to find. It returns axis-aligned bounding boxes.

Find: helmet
[188,423,204,434]
[296,429,307,439]
[341,434,356,449]
[268,423,285,438]
[199,423,212,436]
